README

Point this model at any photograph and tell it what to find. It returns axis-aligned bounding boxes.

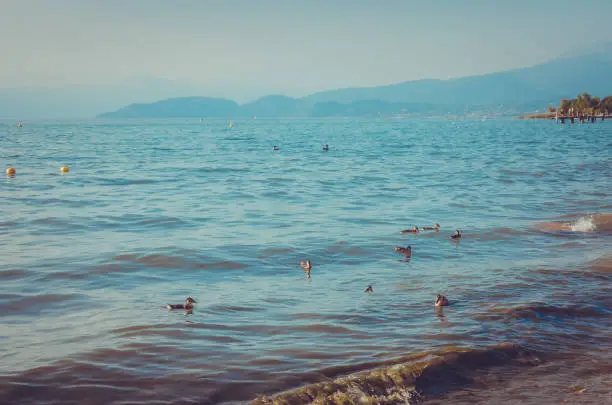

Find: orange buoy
[6,167,16,175]
[60,166,70,173]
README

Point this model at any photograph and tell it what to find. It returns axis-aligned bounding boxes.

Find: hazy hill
[240,95,309,118]
[304,45,612,107]
[99,44,612,118]
[4,43,610,119]
[0,77,213,120]
[97,96,239,118]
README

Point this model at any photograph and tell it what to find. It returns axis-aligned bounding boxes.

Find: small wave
[470,227,529,241]
[196,166,250,174]
[546,241,584,249]
[251,344,540,405]
[257,247,296,258]
[326,242,373,256]
[96,178,159,186]
[14,197,89,208]
[499,169,544,178]
[292,324,360,335]
[209,305,265,313]
[0,269,30,280]
[569,216,596,232]
[474,303,608,322]
[0,293,88,317]
[112,252,247,271]
[111,323,175,334]
[116,328,198,340]
[589,255,612,272]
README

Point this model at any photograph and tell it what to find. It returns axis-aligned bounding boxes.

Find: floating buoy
[60,166,70,173]
[6,167,16,175]
[228,121,234,129]
[17,123,23,128]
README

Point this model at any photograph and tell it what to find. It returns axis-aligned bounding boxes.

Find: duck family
[169,224,461,311]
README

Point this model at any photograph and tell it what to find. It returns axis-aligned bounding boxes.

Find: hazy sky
[2,0,611,101]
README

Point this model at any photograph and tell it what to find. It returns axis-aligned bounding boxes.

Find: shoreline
[247,214,612,405]
[250,344,543,405]
[517,112,611,120]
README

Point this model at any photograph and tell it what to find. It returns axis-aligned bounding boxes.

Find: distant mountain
[98,44,612,119]
[0,77,214,120]
[98,96,239,118]
[310,100,465,117]
[241,95,309,117]
[304,48,612,107]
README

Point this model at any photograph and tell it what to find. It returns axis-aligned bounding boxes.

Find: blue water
[0,118,611,404]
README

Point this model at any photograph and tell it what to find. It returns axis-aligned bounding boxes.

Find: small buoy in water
[17,123,23,128]
[228,121,234,129]
[6,167,16,175]
[60,166,70,173]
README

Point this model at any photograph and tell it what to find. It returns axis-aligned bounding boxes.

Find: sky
[1,0,612,102]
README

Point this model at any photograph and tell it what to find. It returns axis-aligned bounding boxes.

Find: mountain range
[3,43,611,119]
[100,43,612,119]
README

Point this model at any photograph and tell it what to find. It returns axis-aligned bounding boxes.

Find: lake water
[1,118,611,404]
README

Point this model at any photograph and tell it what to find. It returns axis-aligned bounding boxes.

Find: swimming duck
[394,246,412,257]
[364,285,373,293]
[167,296,196,310]
[322,144,329,151]
[435,294,449,307]
[450,230,462,239]
[300,259,312,278]
[273,146,279,151]
[422,223,440,231]
[400,226,420,234]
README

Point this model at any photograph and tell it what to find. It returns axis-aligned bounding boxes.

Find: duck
[300,259,312,278]
[167,296,197,310]
[364,285,373,293]
[435,294,449,307]
[400,226,420,234]
[322,144,329,151]
[394,246,412,258]
[273,146,279,151]
[450,230,462,239]
[422,223,440,231]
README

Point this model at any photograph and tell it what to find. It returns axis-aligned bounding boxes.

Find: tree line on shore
[548,93,612,115]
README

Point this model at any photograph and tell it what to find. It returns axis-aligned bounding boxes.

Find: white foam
[570,216,596,233]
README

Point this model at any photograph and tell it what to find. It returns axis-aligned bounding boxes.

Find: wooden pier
[555,114,608,124]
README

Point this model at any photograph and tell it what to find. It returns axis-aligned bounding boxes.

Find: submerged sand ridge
[534,213,612,234]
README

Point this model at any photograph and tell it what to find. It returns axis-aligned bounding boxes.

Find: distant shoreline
[517,112,611,120]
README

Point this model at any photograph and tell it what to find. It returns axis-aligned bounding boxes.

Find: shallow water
[0,118,611,404]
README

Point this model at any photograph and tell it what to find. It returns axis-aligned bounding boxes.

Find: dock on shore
[518,113,610,122]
